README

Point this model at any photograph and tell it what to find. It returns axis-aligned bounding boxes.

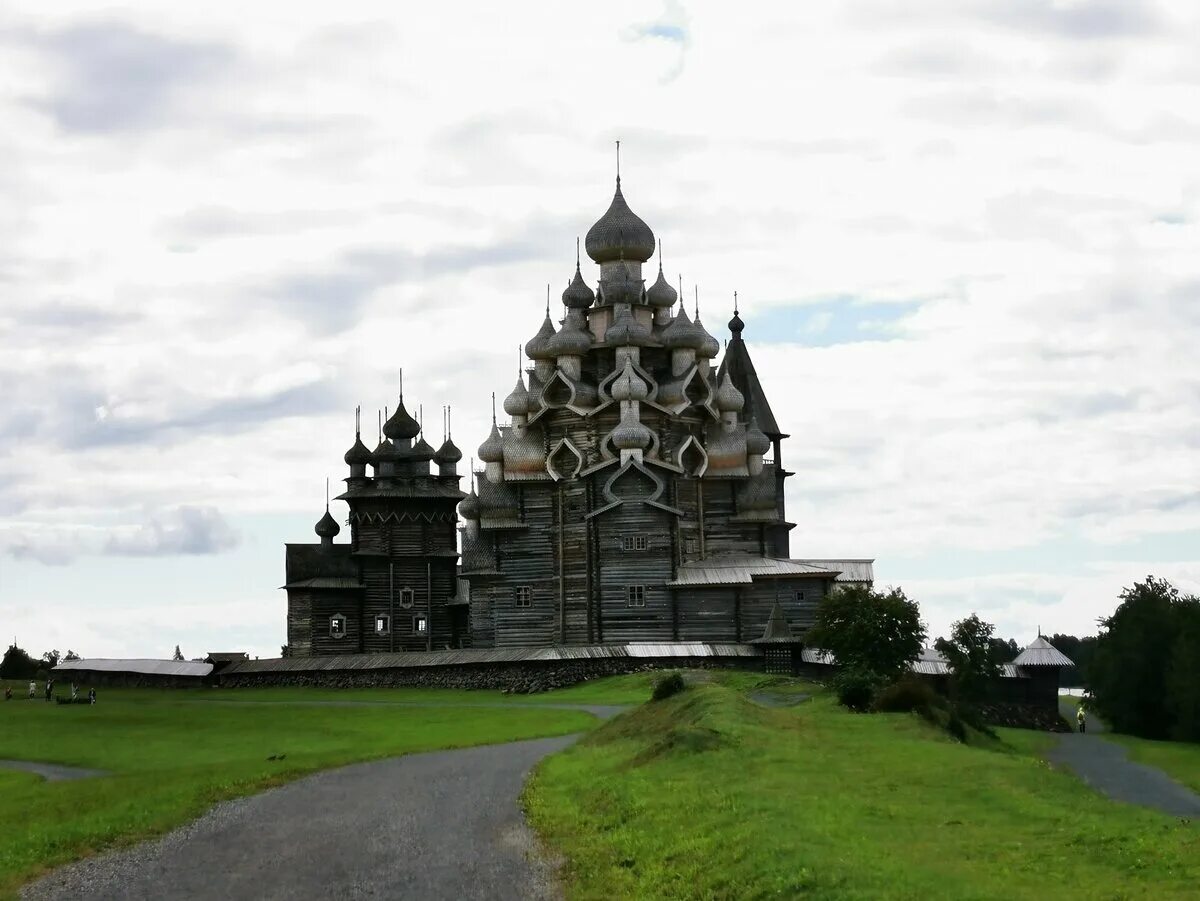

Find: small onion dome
[411,435,435,461]
[715,372,745,413]
[546,319,592,357]
[478,422,504,463]
[728,309,745,335]
[585,178,656,264]
[458,487,480,520]
[605,305,652,347]
[646,264,677,309]
[525,314,557,361]
[383,401,420,440]
[745,417,771,456]
[562,265,595,309]
[600,262,641,306]
[373,438,400,464]
[612,417,653,450]
[611,360,649,402]
[314,509,340,538]
[344,435,373,466]
[434,437,462,465]
[694,317,720,360]
[503,377,529,417]
[662,306,704,350]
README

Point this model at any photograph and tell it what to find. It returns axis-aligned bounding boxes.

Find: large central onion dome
[585,178,656,264]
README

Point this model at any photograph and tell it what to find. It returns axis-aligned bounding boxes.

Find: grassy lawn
[525,678,1200,900]
[0,685,594,898]
[1107,734,1200,796]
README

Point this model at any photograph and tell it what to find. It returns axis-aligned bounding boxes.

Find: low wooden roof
[1013,636,1074,668]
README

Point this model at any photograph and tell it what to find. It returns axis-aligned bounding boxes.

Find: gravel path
[0,759,107,781]
[1048,734,1200,818]
[23,735,578,901]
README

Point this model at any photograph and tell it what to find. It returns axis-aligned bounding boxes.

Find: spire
[717,296,784,439]
[694,285,699,320]
[615,138,620,183]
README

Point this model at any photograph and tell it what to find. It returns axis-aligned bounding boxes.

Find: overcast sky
[2,1,1198,660]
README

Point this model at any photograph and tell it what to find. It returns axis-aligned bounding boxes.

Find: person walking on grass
[28,679,36,699]
[1077,704,1087,734]
[45,678,53,702]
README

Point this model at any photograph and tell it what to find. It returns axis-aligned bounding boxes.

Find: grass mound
[525,679,1200,900]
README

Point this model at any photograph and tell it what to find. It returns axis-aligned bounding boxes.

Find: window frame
[514,586,533,609]
[795,590,805,603]
[626,585,646,608]
[413,614,428,634]
[398,587,415,609]
[621,534,649,552]
[329,614,347,639]
[375,613,391,635]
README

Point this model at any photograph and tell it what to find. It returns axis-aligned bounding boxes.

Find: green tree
[808,585,927,708]
[0,644,38,679]
[63,650,81,662]
[936,614,1002,706]
[1089,575,1195,740]
[987,637,1020,668]
[40,649,61,669]
[1166,600,1200,742]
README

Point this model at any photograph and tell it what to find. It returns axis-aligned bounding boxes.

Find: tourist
[28,679,36,699]
[88,687,97,705]
[1076,705,1087,734]
[70,681,78,701]
[45,678,53,702]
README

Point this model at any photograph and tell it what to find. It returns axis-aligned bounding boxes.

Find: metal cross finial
[576,236,581,269]
[325,476,329,511]
[377,409,382,443]
[398,369,403,400]
[442,405,447,443]
[615,139,620,182]
[658,238,663,273]
[418,404,423,434]
[733,290,739,315]
[448,405,452,439]
[491,392,496,424]
[694,285,699,319]
[355,405,360,438]
[469,458,475,491]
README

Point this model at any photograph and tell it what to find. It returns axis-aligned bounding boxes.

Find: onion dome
[585,178,656,264]
[646,264,677,309]
[546,319,592,357]
[525,314,557,361]
[605,305,652,347]
[344,435,373,466]
[411,435,435,462]
[434,437,462,465]
[504,427,547,473]
[478,422,504,464]
[600,262,641,306]
[694,316,720,360]
[745,417,770,456]
[314,509,340,539]
[662,306,704,350]
[715,372,745,413]
[383,401,420,440]
[372,437,399,465]
[612,418,653,450]
[504,377,529,417]
[562,265,595,309]
[611,360,650,402]
[458,486,480,520]
[728,309,745,335]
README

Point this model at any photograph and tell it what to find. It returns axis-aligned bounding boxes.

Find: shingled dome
[585,178,656,264]
[314,509,340,538]
[383,401,420,440]
[1013,636,1074,668]
[343,435,373,466]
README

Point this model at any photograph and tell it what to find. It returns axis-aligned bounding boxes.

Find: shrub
[874,675,939,714]
[651,672,686,701]
[831,667,882,712]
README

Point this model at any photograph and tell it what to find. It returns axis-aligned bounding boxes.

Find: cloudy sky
[2,0,1197,660]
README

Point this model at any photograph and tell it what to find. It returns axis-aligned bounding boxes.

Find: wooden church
[284,171,872,655]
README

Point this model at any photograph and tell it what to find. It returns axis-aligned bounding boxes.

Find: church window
[627,585,646,607]
[515,586,533,608]
[795,591,805,603]
[413,614,428,634]
[375,614,390,635]
[622,534,648,552]
[684,538,699,554]
[399,588,415,609]
[330,615,347,639]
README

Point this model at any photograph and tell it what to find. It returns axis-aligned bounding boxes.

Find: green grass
[0,686,595,897]
[1107,734,1200,796]
[525,679,1200,900]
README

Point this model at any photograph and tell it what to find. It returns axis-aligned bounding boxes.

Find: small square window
[330,615,347,639]
[413,614,428,633]
[399,588,415,609]
[627,585,646,608]
[684,538,699,554]
[375,614,390,635]
[621,535,648,552]
[515,586,532,608]
[795,591,806,603]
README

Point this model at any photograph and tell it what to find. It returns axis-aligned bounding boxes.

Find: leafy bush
[651,672,686,701]
[874,675,940,715]
[808,585,927,684]
[831,667,882,712]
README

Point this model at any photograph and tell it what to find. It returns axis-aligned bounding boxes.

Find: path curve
[0,759,107,781]
[23,735,577,901]
[1048,734,1200,818]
